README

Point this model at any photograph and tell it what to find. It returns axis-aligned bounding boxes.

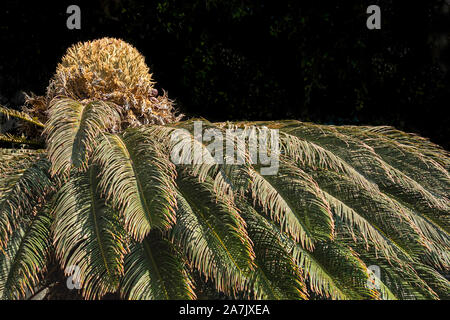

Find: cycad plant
[0,38,449,300]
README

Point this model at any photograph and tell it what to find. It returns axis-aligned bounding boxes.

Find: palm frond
[283,123,449,232]
[322,191,400,261]
[94,129,177,241]
[293,239,379,300]
[356,125,450,169]
[411,262,450,299]
[0,134,44,147]
[339,228,441,300]
[0,148,44,180]
[238,201,308,299]
[336,125,450,198]
[247,160,333,250]
[279,130,377,192]
[44,98,120,175]
[0,105,45,128]
[0,205,52,300]
[52,166,127,299]
[121,231,196,300]
[171,174,255,296]
[310,166,449,271]
[0,158,54,249]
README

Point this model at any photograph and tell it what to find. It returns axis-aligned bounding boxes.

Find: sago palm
[0,38,449,300]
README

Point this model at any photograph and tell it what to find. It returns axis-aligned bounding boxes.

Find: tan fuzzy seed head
[26,37,182,131]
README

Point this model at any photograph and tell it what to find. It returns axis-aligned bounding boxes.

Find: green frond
[0,205,52,299]
[248,160,333,250]
[339,230,440,300]
[279,131,377,192]
[144,120,253,183]
[172,122,338,249]
[336,125,450,198]
[356,125,450,169]
[295,240,379,300]
[284,123,449,232]
[290,240,347,299]
[211,165,250,203]
[328,195,447,298]
[121,231,196,300]
[94,129,177,241]
[171,174,255,296]
[0,105,45,128]
[309,167,449,271]
[163,119,223,180]
[52,166,128,299]
[0,149,44,180]
[253,213,375,300]
[238,201,308,299]
[0,158,54,250]
[323,191,402,262]
[0,134,44,147]
[44,98,120,175]
[412,262,450,299]
[374,276,398,300]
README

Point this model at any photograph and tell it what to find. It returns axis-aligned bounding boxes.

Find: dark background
[0,0,449,149]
